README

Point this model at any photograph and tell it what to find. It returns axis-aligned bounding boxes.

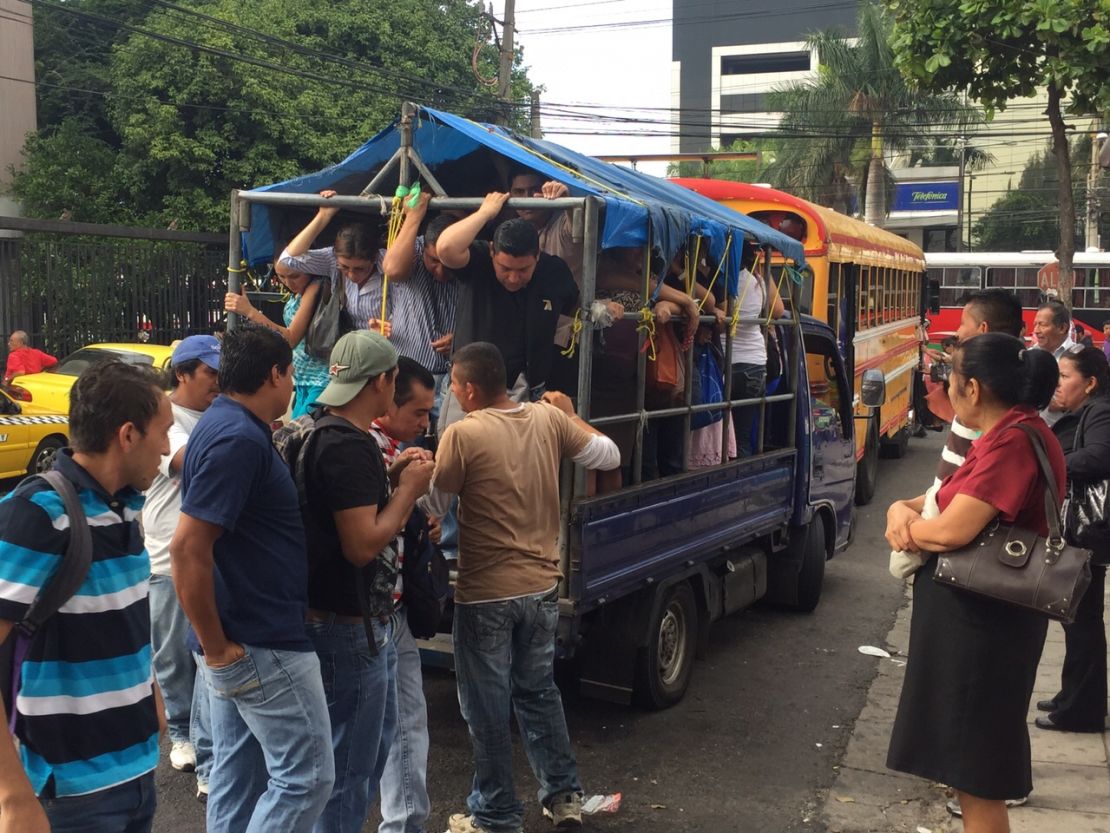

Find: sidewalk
[821,578,1110,833]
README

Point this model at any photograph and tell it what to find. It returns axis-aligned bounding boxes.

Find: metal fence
[0,217,226,357]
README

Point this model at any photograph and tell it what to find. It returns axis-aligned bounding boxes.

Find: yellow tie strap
[637,307,657,361]
[560,309,583,358]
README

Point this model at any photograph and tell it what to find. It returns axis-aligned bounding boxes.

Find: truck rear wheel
[855,415,879,505]
[633,581,698,709]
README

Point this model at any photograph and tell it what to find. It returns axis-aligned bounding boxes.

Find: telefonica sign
[892,181,959,212]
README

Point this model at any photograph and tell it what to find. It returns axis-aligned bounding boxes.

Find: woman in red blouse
[884,333,1065,833]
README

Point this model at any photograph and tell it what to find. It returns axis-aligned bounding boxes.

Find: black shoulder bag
[934,422,1092,623]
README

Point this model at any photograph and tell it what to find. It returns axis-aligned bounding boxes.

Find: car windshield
[54,348,155,377]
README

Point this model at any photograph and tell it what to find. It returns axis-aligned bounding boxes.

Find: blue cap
[172,335,221,370]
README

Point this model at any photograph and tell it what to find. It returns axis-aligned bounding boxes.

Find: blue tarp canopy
[241,106,805,294]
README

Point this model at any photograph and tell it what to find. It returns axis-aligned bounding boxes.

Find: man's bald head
[8,331,27,348]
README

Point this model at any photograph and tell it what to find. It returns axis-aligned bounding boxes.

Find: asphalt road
[151,430,943,832]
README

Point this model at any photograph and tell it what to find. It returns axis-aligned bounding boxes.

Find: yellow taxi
[8,342,175,414]
[0,388,68,479]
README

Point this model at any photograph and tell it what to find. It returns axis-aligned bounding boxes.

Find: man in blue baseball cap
[141,333,221,799]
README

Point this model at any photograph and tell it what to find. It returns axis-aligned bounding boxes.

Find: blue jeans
[453,589,580,833]
[149,574,195,744]
[378,609,431,833]
[42,772,156,833]
[306,617,397,833]
[730,363,767,456]
[201,645,335,833]
[191,652,213,787]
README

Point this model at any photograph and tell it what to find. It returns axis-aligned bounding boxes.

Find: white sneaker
[196,781,209,802]
[169,740,196,772]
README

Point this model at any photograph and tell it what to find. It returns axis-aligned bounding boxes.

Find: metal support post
[572,196,599,498]
[227,189,242,331]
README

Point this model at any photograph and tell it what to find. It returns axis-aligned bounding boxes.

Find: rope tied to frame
[698,233,732,312]
[560,309,583,358]
[380,183,421,324]
[637,306,657,361]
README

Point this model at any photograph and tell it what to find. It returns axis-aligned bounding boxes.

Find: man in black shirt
[435,192,579,416]
[301,330,434,833]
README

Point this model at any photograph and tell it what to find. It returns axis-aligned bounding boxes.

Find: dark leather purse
[934,422,1092,624]
[1061,406,1110,566]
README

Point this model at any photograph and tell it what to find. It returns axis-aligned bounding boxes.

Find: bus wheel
[634,581,698,709]
[880,424,910,459]
[855,415,879,505]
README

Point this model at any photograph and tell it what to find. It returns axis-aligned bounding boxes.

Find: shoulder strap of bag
[20,471,93,636]
[9,471,94,733]
[1013,422,1064,542]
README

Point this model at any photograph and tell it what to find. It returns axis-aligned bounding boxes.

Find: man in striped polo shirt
[928,289,1026,488]
[0,361,173,832]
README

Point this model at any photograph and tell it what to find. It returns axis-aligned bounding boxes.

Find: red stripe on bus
[853,338,920,375]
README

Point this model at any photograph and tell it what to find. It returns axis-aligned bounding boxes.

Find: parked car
[8,343,174,412]
[0,387,68,479]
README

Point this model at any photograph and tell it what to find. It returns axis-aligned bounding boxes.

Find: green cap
[315,330,398,407]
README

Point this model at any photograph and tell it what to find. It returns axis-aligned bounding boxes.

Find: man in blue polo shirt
[0,360,173,833]
[171,325,334,833]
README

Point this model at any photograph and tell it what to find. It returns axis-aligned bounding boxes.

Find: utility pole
[955,134,967,252]
[496,0,516,123]
[530,89,542,139]
[1085,126,1106,252]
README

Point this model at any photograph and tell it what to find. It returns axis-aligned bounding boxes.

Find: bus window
[985,266,1039,307]
[826,263,839,330]
[933,265,980,307]
[1073,267,1110,310]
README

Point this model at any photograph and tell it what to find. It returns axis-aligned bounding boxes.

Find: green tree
[973,136,1109,251]
[10,0,532,230]
[667,140,764,182]
[764,3,977,225]
[884,0,1110,305]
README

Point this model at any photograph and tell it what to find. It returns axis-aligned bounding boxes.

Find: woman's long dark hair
[1059,345,1110,397]
[953,333,1059,411]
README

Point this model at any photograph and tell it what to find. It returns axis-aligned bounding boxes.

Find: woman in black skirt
[884,334,1064,833]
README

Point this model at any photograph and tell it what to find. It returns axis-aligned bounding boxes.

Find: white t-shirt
[724,268,767,366]
[142,402,204,576]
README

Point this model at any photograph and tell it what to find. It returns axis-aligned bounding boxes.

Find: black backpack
[1,471,93,729]
[273,411,381,655]
[401,506,450,639]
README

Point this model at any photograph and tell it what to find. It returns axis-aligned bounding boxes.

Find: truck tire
[855,415,879,506]
[789,518,827,613]
[633,581,698,709]
[880,424,910,459]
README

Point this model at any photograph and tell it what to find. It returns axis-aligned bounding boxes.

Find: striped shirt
[281,243,457,373]
[0,451,158,797]
[934,416,979,488]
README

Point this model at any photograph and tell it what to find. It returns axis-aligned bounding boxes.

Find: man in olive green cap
[300,329,435,833]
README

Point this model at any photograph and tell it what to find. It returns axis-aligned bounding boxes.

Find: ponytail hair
[333,223,378,261]
[953,333,1058,411]
[1059,345,1110,397]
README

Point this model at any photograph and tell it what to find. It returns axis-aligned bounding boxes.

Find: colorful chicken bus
[672,179,926,504]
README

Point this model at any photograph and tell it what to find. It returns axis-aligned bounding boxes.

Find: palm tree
[763,4,979,226]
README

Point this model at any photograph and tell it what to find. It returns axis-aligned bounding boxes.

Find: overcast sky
[508,0,674,172]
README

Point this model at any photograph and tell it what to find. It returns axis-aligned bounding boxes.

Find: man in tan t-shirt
[427,341,618,833]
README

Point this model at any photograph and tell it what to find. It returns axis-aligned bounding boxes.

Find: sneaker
[946,796,1028,817]
[543,792,583,828]
[447,813,521,833]
[169,740,196,772]
[196,781,209,803]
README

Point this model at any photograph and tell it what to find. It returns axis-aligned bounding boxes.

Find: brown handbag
[933,422,1093,623]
